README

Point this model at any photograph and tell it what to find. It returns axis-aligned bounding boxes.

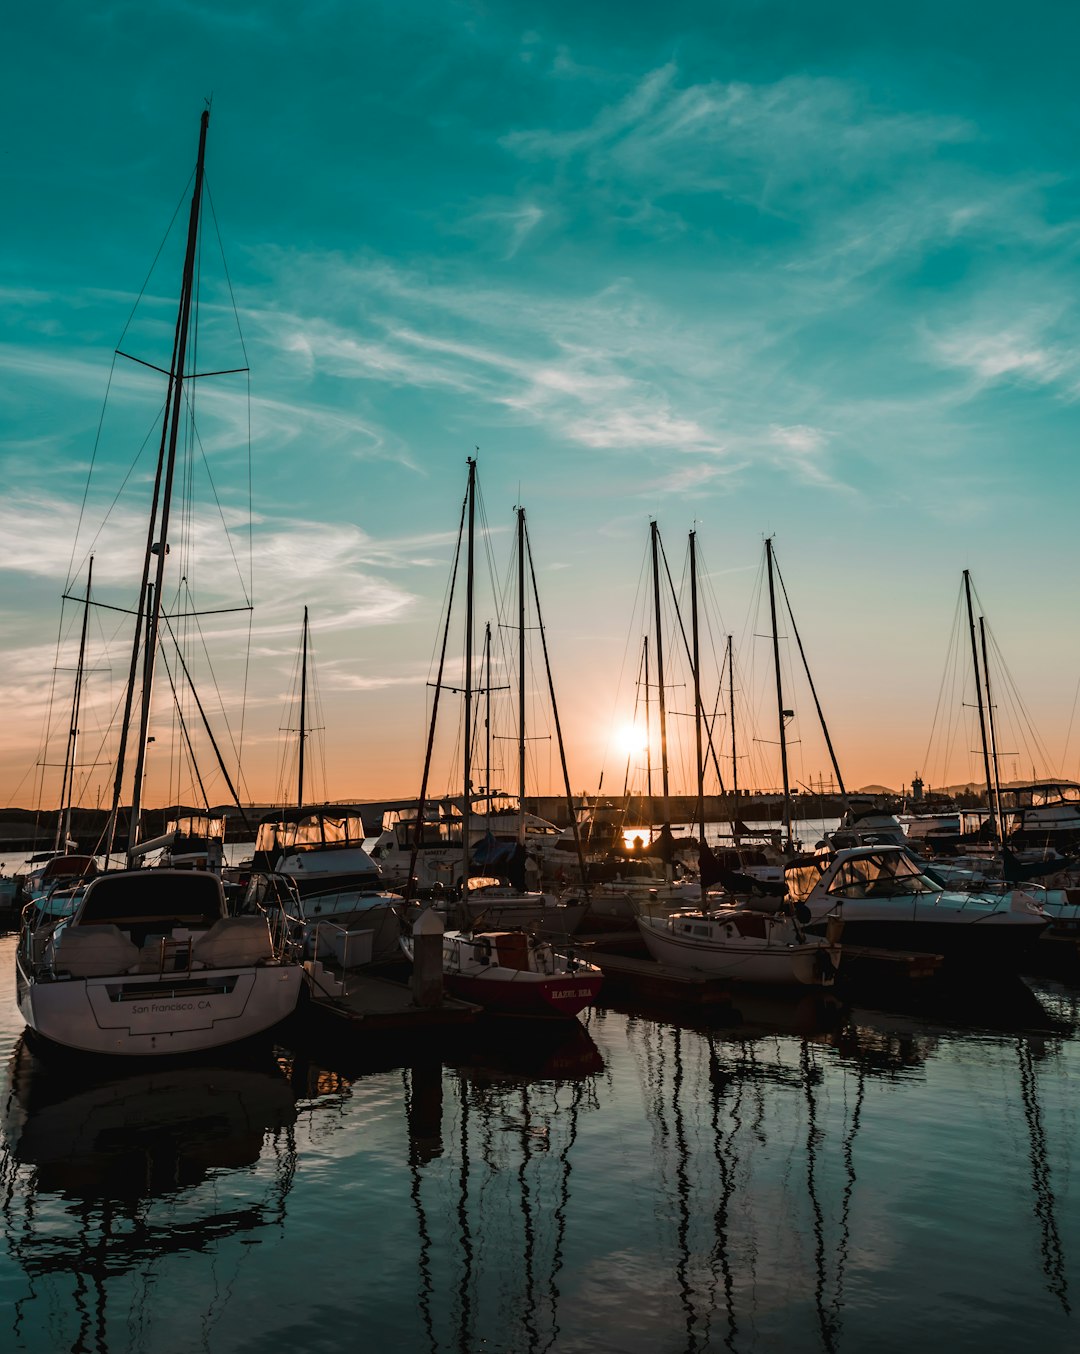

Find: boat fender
[794,903,811,925]
[478,938,492,966]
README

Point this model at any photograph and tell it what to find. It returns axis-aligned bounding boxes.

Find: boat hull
[805,915,1047,968]
[444,969,603,1019]
[15,950,302,1057]
[637,915,837,987]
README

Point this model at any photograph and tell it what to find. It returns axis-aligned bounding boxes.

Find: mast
[125,108,211,865]
[963,569,995,832]
[298,605,309,809]
[483,621,493,800]
[462,457,476,890]
[56,557,94,853]
[765,538,793,852]
[690,532,706,905]
[979,616,1005,842]
[623,638,648,798]
[644,636,653,798]
[517,506,526,845]
[650,522,671,848]
[728,634,740,848]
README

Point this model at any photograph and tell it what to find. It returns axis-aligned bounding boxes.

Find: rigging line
[658,532,726,793]
[158,645,212,813]
[772,548,847,802]
[523,514,591,891]
[115,175,194,350]
[63,176,192,591]
[67,399,170,589]
[921,583,964,789]
[600,539,650,792]
[162,608,251,827]
[204,178,250,368]
[986,624,1055,774]
[217,605,254,803]
[1064,672,1080,780]
[65,354,119,593]
[179,381,252,604]
[409,465,470,888]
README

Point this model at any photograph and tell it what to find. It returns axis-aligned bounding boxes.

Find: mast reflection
[626,1000,870,1353]
[406,1019,603,1354]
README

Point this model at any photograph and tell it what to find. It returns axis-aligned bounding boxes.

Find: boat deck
[302,962,480,1032]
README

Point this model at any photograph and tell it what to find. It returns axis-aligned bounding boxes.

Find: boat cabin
[254,809,367,864]
[786,847,944,904]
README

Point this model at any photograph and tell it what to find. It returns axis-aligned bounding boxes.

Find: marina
[2,927,1080,1352]
[5,6,1080,1350]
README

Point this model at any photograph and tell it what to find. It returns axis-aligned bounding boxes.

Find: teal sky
[3,1,1080,808]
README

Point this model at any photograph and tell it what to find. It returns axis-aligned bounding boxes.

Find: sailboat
[636,530,841,987]
[410,464,588,935]
[243,607,403,959]
[15,110,303,1056]
[402,460,601,1015]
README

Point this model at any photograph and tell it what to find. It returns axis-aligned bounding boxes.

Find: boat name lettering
[132,999,215,1014]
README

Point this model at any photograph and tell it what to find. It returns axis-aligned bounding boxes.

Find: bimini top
[255,808,367,855]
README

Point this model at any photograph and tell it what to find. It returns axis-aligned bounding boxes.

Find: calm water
[1,933,1079,1353]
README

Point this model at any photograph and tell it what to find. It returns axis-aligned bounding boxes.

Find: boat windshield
[827,852,944,899]
[77,872,226,927]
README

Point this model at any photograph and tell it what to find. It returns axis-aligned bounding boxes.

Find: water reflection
[1016,1036,1071,1314]
[1,1038,298,1352]
[622,976,1077,1354]
[0,957,1076,1353]
[441,1021,603,1354]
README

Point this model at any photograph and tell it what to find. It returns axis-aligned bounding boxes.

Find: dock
[301,961,481,1033]
[838,944,943,983]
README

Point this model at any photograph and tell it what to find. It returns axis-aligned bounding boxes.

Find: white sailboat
[635,530,842,987]
[15,110,302,1055]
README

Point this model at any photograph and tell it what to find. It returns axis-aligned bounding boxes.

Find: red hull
[445,971,603,1019]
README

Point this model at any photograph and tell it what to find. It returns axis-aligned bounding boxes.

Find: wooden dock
[301,961,480,1033]
[838,945,943,983]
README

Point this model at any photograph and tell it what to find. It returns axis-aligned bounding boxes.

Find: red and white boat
[402,928,602,1019]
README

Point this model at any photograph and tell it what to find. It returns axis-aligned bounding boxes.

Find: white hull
[16,949,302,1057]
[637,912,838,986]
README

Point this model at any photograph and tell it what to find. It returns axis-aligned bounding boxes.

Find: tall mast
[690,532,706,905]
[125,109,210,865]
[298,605,309,809]
[56,557,94,853]
[963,569,995,832]
[979,616,1005,842]
[728,634,740,848]
[765,537,793,852]
[482,621,492,799]
[462,457,476,890]
[650,521,671,842]
[517,506,527,845]
[644,636,653,798]
[623,638,648,798]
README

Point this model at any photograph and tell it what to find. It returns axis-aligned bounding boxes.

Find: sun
[615,722,649,761]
